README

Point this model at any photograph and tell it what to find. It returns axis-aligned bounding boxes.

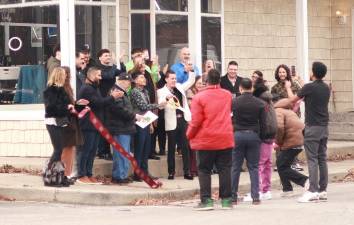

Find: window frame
[129,0,224,75]
[0,0,119,121]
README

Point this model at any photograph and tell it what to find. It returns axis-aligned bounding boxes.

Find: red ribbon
[74,106,162,189]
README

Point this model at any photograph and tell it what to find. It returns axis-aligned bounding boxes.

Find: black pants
[166,117,190,175]
[197,149,232,202]
[46,125,64,165]
[151,110,166,156]
[276,148,308,192]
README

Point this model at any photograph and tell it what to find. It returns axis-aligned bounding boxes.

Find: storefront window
[130,13,150,53]
[130,0,149,10]
[201,16,221,71]
[0,0,21,4]
[155,0,188,12]
[156,15,188,67]
[75,5,102,58]
[201,0,221,14]
[0,5,59,104]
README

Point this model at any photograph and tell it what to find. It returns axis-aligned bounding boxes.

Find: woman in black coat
[43,67,87,175]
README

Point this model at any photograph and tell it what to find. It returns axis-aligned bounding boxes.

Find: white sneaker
[280,191,295,198]
[297,191,319,203]
[243,193,253,202]
[318,191,327,201]
[260,191,272,200]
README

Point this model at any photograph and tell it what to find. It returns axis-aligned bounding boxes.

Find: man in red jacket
[187,69,235,210]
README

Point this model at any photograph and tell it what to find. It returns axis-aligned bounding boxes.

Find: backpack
[42,161,69,187]
[260,101,277,142]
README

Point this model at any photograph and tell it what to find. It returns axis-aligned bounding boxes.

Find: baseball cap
[118,73,133,81]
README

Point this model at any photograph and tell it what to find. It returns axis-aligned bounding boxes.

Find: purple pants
[258,142,273,193]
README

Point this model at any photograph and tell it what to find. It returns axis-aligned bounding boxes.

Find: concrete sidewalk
[0,159,353,205]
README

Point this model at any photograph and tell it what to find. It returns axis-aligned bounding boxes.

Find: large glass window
[201,0,221,14]
[155,0,188,12]
[75,6,102,58]
[156,15,188,67]
[201,0,222,72]
[202,17,221,71]
[130,13,150,53]
[0,6,59,104]
[0,0,21,4]
[129,0,223,73]
[130,0,149,10]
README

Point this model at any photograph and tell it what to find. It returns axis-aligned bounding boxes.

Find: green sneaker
[221,198,233,210]
[194,198,214,211]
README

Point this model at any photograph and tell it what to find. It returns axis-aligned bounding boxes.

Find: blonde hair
[47,67,66,87]
[61,66,75,104]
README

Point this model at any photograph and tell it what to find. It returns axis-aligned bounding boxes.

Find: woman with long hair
[60,66,85,178]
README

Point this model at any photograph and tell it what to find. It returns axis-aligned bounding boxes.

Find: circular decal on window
[8,37,23,51]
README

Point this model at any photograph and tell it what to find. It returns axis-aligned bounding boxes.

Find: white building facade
[0,0,353,157]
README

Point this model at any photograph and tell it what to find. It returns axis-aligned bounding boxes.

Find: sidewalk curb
[0,171,348,205]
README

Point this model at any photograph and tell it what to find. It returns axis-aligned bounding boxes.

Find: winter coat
[105,84,136,135]
[78,83,114,131]
[43,85,71,118]
[186,85,234,151]
[47,56,60,76]
[97,62,125,97]
[274,98,305,150]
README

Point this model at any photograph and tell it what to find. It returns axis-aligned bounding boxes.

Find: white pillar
[296,0,309,83]
[59,0,76,97]
[188,0,202,73]
[115,0,121,68]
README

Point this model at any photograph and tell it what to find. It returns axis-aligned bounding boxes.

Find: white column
[150,0,156,59]
[188,0,202,72]
[59,0,76,97]
[296,0,309,83]
[115,0,121,68]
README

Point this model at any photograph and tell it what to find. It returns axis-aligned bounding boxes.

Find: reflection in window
[0,0,21,4]
[201,0,221,14]
[75,6,102,59]
[155,0,188,12]
[0,6,59,104]
[201,17,221,72]
[156,15,188,67]
[131,14,151,52]
[130,0,150,10]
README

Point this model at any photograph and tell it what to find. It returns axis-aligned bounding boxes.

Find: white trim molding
[296,0,309,83]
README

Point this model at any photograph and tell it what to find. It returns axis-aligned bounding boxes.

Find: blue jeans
[134,126,151,173]
[231,131,261,200]
[76,131,100,177]
[112,135,131,180]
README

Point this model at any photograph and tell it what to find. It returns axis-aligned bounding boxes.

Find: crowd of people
[43,44,330,210]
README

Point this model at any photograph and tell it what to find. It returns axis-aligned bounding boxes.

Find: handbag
[55,117,70,127]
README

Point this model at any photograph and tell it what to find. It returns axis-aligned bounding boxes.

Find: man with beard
[96,49,126,160]
[76,67,123,184]
[220,61,243,98]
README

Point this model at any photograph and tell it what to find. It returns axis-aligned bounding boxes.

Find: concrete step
[93,155,184,178]
[329,122,354,133]
[329,112,354,123]
[1,141,354,178]
[329,133,354,141]
[0,155,184,178]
